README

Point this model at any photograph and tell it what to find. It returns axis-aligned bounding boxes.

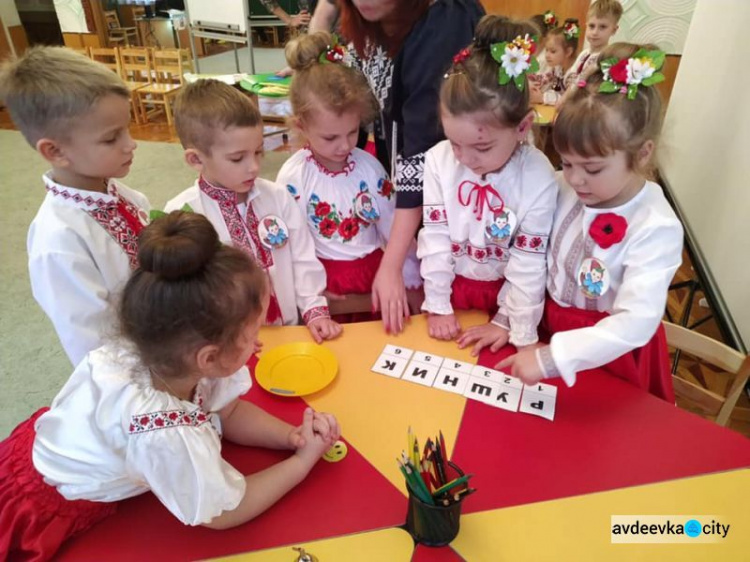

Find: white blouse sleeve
[126,424,246,526]
[200,367,252,412]
[496,159,558,346]
[417,150,455,315]
[279,188,330,324]
[275,152,307,217]
[549,220,684,385]
[29,249,113,366]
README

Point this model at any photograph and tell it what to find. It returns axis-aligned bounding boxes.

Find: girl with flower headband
[0,212,341,560]
[497,43,683,402]
[530,18,581,106]
[418,15,558,356]
[277,31,422,322]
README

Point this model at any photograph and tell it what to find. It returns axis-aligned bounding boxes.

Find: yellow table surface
[208,527,414,561]
[257,311,488,494]
[452,468,750,561]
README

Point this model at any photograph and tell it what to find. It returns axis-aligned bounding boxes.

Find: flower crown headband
[598,48,665,99]
[318,34,345,64]
[491,34,539,91]
[563,20,580,40]
[543,10,557,29]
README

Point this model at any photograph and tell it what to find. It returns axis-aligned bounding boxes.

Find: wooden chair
[104,10,138,47]
[664,321,750,426]
[118,47,152,125]
[89,46,121,74]
[135,49,185,126]
[68,46,90,58]
[328,290,424,317]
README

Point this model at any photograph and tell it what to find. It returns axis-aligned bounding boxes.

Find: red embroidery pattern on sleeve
[128,409,210,434]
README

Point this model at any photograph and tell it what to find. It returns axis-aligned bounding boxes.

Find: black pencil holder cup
[404,462,465,547]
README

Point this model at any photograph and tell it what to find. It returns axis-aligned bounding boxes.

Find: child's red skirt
[0,408,116,562]
[450,275,505,316]
[319,249,383,323]
[543,297,675,402]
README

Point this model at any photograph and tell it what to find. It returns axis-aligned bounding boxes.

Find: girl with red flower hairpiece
[496,42,683,403]
[277,31,422,323]
[0,212,341,561]
[418,15,558,355]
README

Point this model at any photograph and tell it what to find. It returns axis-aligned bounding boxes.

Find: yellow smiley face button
[322,440,347,463]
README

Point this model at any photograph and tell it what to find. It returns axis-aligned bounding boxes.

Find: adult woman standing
[339,0,484,333]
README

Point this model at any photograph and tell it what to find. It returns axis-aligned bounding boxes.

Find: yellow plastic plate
[255,342,338,397]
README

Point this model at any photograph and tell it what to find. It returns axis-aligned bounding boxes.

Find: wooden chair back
[119,47,152,86]
[664,321,750,426]
[89,47,121,75]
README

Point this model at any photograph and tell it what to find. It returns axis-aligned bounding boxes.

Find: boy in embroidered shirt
[0,46,150,366]
[563,0,623,90]
[166,79,341,343]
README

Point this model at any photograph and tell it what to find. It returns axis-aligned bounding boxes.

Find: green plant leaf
[180,203,194,213]
[529,57,540,74]
[498,68,511,85]
[149,209,167,221]
[599,81,618,93]
[627,84,638,100]
[514,74,525,91]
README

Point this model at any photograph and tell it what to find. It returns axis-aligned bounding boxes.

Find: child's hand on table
[427,313,461,341]
[457,322,509,356]
[495,344,546,385]
[292,408,338,464]
[307,317,343,343]
[288,409,341,449]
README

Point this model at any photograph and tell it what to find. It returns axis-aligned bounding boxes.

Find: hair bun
[473,15,537,48]
[138,211,219,281]
[285,30,335,71]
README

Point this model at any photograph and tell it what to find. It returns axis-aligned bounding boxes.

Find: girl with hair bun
[0,211,341,560]
[497,43,683,402]
[277,31,421,322]
[418,15,558,356]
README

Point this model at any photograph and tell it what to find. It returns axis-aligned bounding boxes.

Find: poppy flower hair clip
[543,10,557,29]
[453,47,472,65]
[319,34,345,64]
[563,20,580,40]
[599,48,666,100]
[490,34,540,91]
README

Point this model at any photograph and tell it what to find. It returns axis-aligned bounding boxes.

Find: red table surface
[57,374,406,561]
[450,346,750,514]
[56,347,750,560]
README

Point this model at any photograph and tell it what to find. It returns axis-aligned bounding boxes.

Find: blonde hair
[440,15,538,127]
[589,0,624,23]
[0,46,129,147]
[286,31,377,125]
[553,43,663,177]
[174,79,261,154]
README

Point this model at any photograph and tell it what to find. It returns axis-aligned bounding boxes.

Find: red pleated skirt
[319,249,383,323]
[0,408,117,562]
[450,275,505,315]
[543,297,675,402]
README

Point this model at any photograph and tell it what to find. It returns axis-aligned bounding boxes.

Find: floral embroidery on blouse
[377,177,395,200]
[286,184,300,201]
[307,185,376,242]
[128,408,210,434]
[513,230,548,254]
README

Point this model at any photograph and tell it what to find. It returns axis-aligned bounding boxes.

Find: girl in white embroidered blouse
[277,31,422,321]
[496,43,682,403]
[418,15,558,356]
[0,212,340,560]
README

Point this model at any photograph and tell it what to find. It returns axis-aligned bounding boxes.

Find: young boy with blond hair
[0,47,150,366]
[165,79,341,343]
[564,0,623,89]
